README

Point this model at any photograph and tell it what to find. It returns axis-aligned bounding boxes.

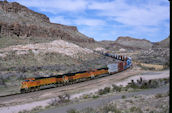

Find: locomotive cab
[20,78,35,93]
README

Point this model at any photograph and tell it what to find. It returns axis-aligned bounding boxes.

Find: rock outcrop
[114,36,153,50]
[0,1,50,22]
[0,1,95,43]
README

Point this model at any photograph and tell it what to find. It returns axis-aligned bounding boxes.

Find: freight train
[20,53,132,93]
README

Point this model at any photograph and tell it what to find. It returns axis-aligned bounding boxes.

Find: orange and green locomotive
[20,68,109,93]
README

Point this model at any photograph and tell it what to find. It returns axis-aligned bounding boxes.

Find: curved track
[1,53,131,97]
[0,53,135,107]
[0,66,143,107]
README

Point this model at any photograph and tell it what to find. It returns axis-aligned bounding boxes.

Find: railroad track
[0,74,107,98]
[0,67,142,108]
[0,69,124,98]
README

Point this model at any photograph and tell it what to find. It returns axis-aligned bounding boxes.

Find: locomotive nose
[21,82,27,88]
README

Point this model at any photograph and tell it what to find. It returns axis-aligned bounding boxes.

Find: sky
[8,0,170,42]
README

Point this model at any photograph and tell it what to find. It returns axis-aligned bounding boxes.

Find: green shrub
[130,106,143,113]
[149,111,155,113]
[126,83,139,89]
[121,95,126,99]
[67,108,79,113]
[155,93,162,98]
[92,95,99,99]
[112,84,121,92]
[104,87,111,93]
[140,82,149,89]
[18,110,29,113]
[101,104,121,113]
[98,87,111,95]
[31,106,43,112]
[83,94,90,99]
[98,89,104,95]
[81,107,96,113]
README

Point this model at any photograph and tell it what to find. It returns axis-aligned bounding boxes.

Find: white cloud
[14,0,88,13]
[115,5,169,26]
[50,16,106,26]
[50,16,73,25]
[74,18,106,26]
[88,0,169,26]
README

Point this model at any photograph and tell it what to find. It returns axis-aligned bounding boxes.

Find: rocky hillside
[152,37,169,48]
[100,36,169,66]
[133,48,169,65]
[114,36,153,50]
[100,36,169,51]
[99,36,154,52]
[131,37,169,66]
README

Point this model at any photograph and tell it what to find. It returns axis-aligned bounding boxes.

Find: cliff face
[0,1,50,22]
[114,36,153,49]
[0,1,94,43]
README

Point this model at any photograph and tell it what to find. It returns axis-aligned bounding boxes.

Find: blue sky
[8,0,169,42]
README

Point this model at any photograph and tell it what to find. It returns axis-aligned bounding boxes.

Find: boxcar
[118,61,124,72]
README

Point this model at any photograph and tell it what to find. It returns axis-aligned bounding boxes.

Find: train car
[72,71,90,80]
[94,68,108,76]
[39,77,57,86]
[20,78,35,93]
[114,54,117,59]
[118,61,124,72]
[20,77,57,93]
[128,60,132,67]
[121,56,123,61]
[123,61,128,70]
[124,56,128,61]
[118,55,121,60]
[127,57,132,67]
[62,72,75,83]
[107,63,118,74]
[104,53,109,56]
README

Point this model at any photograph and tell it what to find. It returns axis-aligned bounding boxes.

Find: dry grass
[140,63,164,70]
[136,62,164,70]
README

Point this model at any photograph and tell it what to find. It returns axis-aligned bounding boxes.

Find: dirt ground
[0,66,169,113]
[0,66,143,106]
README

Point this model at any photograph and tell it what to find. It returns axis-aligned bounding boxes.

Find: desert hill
[152,36,169,48]
[114,36,153,49]
[100,36,169,66]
